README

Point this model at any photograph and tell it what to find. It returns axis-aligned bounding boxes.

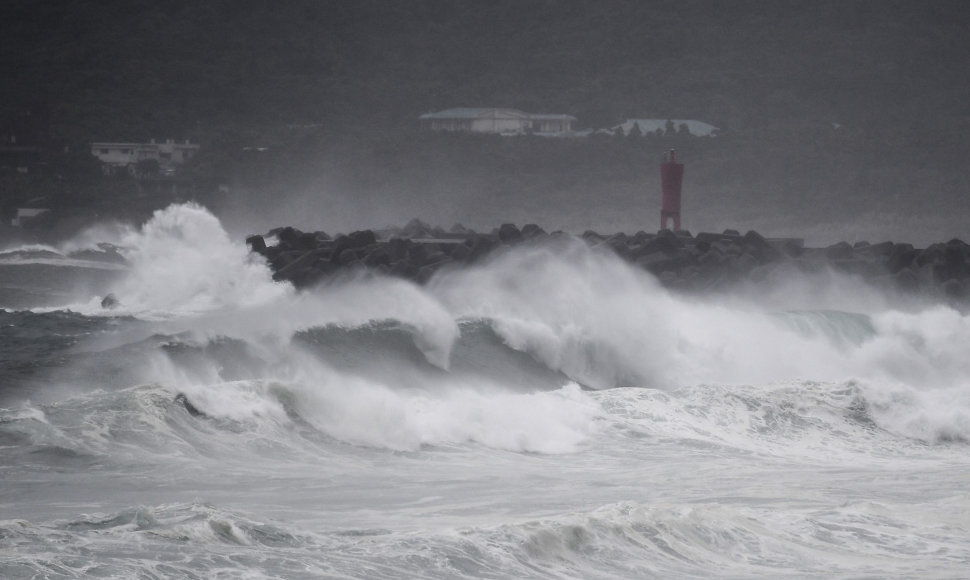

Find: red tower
[660,149,684,231]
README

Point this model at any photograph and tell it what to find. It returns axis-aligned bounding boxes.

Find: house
[613,119,719,137]
[419,108,576,135]
[89,139,199,175]
[531,113,577,133]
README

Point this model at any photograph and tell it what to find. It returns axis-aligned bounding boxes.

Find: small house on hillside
[613,119,719,137]
[90,139,199,176]
[420,108,576,135]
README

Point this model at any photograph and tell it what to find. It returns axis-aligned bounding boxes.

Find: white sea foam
[294,375,599,453]
[55,203,969,445]
[428,240,859,389]
[14,201,964,454]
[169,347,600,454]
[101,202,289,318]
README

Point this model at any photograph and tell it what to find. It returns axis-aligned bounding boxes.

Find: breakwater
[247,220,970,303]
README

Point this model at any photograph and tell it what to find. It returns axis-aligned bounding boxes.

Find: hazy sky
[3,1,969,244]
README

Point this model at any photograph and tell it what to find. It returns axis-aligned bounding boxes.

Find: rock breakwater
[247,220,970,303]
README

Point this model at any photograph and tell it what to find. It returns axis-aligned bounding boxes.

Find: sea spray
[427,239,858,389]
[55,220,134,256]
[111,202,289,317]
[92,203,460,366]
[14,203,970,446]
[428,239,682,388]
[850,306,970,441]
[18,202,970,448]
[6,204,970,579]
[165,350,601,454]
[291,370,599,453]
[161,275,460,369]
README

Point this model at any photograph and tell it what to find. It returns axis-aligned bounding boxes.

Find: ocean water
[1,203,969,579]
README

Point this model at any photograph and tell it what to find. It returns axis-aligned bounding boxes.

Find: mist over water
[210,173,970,251]
[2,203,970,578]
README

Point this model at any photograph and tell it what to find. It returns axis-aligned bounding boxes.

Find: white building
[419,108,576,135]
[90,139,199,175]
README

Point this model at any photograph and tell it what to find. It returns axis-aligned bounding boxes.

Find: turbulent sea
[2,203,969,579]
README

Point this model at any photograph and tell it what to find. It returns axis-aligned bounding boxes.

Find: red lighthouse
[660,149,684,231]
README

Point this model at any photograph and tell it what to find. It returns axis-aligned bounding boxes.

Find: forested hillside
[2,0,969,243]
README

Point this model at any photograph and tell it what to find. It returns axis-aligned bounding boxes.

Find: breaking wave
[6,202,970,449]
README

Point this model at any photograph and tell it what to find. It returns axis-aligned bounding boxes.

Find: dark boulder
[695,232,729,246]
[267,225,294,241]
[521,223,547,240]
[825,241,854,261]
[916,243,945,267]
[636,249,693,276]
[290,259,333,287]
[603,234,632,259]
[407,243,431,267]
[101,293,119,309]
[450,242,473,262]
[863,241,895,256]
[742,230,781,264]
[944,239,969,273]
[386,237,411,262]
[467,235,498,262]
[273,248,326,283]
[731,252,760,275]
[935,242,969,282]
[270,226,319,251]
[887,243,916,273]
[498,223,523,244]
[174,393,206,418]
[349,229,377,247]
[418,246,449,268]
[636,229,683,257]
[389,259,418,279]
[713,239,743,256]
[336,247,367,266]
[632,230,653,243]
[401,218,434,238]
[776,239,804,259]
[416,257,453,283]
[268,249,305,272]
[246,234,267,253]
[332,230,378,260]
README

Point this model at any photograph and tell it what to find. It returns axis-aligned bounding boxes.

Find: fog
[3,1,969,247]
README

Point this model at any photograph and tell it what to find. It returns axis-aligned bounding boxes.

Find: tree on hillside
[135,159,160,178]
